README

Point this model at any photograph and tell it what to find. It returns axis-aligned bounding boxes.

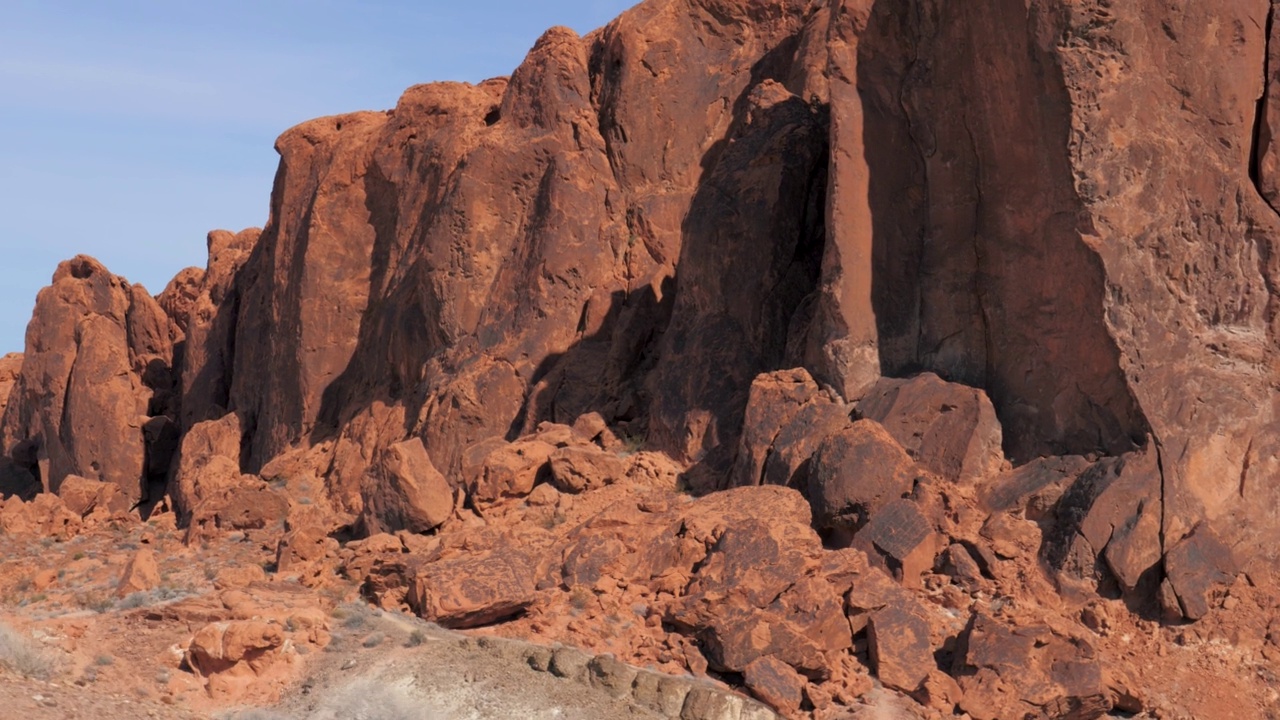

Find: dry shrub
[0,622,56,680]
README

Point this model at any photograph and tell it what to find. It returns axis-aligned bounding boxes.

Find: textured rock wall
[0,257,179,502]
[2,0,1280,605]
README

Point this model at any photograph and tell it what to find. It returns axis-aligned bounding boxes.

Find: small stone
[588,654,638,698]
[550,646,590,681]
[633,672,693,717]
[867,605,933,692]
[681,686,744,720]
[116,548,161,597]
[743,656,805,716]
[525,645,553,672]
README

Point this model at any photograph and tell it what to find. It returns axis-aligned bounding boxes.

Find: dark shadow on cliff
[859,0,1150,463]
[0,454,40,501]
[308,29,830,496]
[617,38,830,494]
[508,279,676,443]
[308,157,419,448]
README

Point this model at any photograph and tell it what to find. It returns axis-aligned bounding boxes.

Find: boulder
[956,614,1130,720]
[856,498,938,587]
[1042,446,1163,596]
[981,455,1091,517]
[866,603,933,693]
[732,368,826,487]
[275,524,340,580]
[807,420,919,533]
[186,620,285,678]
[57,474,128,518]
[760,400,852,491]
[1163,526,1236,621]
[466,438,557,505]
[116,547,161,597]
[547,445,629,494]
[0,493,80,539]
[743,656,806,717]
[571,412,622,450]
[406,550,539,628]
[168,413,244,518]
[858,373,1004,484]
[361,437,453,534]
[187,482,289,542]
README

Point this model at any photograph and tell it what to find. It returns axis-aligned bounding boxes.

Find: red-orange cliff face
[4,1,1280,716]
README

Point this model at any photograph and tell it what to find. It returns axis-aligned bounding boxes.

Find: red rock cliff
[4,0,1280,627]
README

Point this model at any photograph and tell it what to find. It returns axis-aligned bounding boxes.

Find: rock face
[3,0,1280,717]
[1,256,179,503]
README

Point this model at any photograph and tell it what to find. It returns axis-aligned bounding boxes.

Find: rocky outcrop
[0,353,31,497]
[0,353,19,422]
[3,0,1273,568]
[3,0,1280,717]
[174,228,261,431]
[0,257,180,503]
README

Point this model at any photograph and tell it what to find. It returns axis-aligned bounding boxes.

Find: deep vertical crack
[1250,2,1276,203]
[959,111,994,389]
[1151,433,1169,584]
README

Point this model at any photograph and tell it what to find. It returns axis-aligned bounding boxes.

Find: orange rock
[407,550,539,628]
[168,413,243,519]
[0,493,81,539]
[212,565,267,590]
[360,437,453,534]
[32,568,57,592]
[58,474,128,519]
[744,656,807,718]
[186,619,288,701]
[859,372,1004,484]
[808,420,918,534]
[186,481,288,543]
[1,256,178,503]
[548,445,629,494]
[466,439,557,504]
[116,547,161,597]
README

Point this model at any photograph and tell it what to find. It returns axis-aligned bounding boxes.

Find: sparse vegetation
[75,591,114,613]
[569,586,592,611]
[406,629,426,647]
[117,591,150,610]
[361,632,385,648]
[0,622,57,680]
[617,432,645,456]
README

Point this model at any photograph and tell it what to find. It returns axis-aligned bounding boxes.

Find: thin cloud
[0,58,218,98]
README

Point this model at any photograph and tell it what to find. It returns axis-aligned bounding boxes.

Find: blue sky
[0,0,636,353]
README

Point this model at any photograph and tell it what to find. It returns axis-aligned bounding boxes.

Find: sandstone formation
[0,257,179,504]
[4,0,1280,717]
